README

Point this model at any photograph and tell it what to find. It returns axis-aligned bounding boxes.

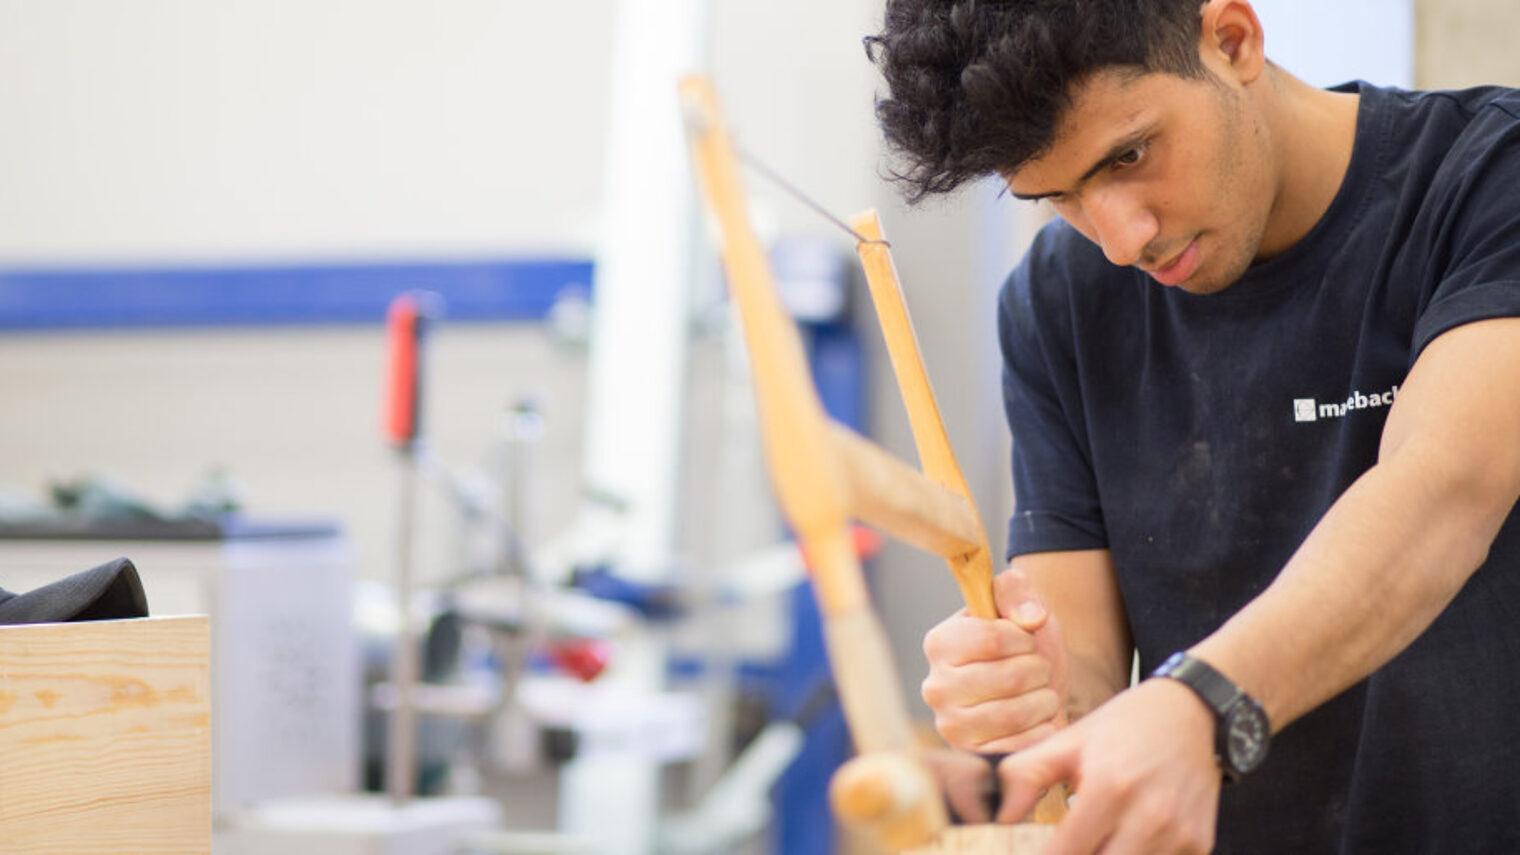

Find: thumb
[994,729,1079,823]
[994,567,1048,632]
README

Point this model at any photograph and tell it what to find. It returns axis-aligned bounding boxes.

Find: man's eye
[1113,144,1146,169]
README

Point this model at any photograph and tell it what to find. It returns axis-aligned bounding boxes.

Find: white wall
[1416,0,1520,89]
[1252,0,1413,88]
[0,1,891,266]
[0,1,614,262]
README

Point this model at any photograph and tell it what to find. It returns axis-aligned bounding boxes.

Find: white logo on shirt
[1293,385,1400,423]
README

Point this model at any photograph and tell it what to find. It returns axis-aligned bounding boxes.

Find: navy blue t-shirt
[1000,82,1520,853]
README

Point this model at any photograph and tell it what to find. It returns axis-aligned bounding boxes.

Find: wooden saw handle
[851,211,1070,825]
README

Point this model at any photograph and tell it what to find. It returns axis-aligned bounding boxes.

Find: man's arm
[1192,316,1520,726]
[920,548,1133,752]
[998,316,1520,852]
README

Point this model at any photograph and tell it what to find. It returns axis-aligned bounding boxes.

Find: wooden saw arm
[850,210,999,620]
[678,75,1061,852]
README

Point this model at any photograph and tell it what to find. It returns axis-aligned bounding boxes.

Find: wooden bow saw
[678,75,1065,853]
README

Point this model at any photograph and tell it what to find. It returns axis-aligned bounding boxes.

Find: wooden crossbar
[833,423,984,561]
[678,75,1062,852]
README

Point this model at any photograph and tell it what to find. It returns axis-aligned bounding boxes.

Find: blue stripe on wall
[0,258,594,329]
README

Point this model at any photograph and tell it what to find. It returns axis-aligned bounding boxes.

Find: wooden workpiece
[0,615,212,853]
[907,824,1059,854]
[680,74,1064,849]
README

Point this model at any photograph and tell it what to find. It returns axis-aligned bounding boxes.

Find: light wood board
[0,615,212,853]
[906,823,1058,854]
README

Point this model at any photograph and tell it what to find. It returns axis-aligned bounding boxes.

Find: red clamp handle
[384,292,440,449]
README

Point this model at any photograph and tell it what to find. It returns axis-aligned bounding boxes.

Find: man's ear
[1198,0,1267,85]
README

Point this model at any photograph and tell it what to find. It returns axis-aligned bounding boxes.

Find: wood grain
[0,616,212,853]
[906,824,1058,854]
[831,423,983,560]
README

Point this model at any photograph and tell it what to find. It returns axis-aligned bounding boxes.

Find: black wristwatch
[1151,652,1270,782]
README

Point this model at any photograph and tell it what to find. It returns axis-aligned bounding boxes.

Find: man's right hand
[921,567,1071,753]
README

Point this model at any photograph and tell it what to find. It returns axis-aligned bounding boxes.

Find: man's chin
[1174,276,1236,295]
[1169,253,1254,295]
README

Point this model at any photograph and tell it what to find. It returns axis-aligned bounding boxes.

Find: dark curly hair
[865,0,1208,202]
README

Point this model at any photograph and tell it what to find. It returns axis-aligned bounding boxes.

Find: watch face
[1224,700,1270,774]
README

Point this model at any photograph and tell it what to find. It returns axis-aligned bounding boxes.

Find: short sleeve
[1412,106,1520,357]
[1000,227,1109,560]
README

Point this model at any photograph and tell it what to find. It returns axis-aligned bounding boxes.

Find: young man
[867,1,1520,853]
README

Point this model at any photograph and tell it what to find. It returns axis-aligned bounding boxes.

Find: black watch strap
[1153,651,1243,712]
[1152,651,1271,781]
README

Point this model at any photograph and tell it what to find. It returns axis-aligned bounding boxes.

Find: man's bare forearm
[1194,443,1516,729]
[1193,318,1520,731]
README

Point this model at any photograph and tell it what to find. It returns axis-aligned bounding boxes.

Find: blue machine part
[570,565,686,622]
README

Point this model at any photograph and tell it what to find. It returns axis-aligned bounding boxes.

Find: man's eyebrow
[1009,125,1157,201]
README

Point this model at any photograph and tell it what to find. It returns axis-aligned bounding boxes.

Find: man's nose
[1082,190,1159,268]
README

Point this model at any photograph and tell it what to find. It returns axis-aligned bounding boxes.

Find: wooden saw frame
[678,76,1064,852]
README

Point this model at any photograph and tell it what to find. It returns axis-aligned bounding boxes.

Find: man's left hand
[995,678,1224,854]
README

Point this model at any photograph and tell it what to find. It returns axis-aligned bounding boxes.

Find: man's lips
[1146,238,1201,287]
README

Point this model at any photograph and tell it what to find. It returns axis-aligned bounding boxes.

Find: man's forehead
[1005,70,1164,195]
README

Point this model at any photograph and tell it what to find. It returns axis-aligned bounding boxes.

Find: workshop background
[1,1,1516,854]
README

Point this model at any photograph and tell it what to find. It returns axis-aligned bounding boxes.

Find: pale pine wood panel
[907,824,1058,854]
[0,616,212,854]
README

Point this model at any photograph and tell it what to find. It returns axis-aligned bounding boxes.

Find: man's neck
[1255,66,1361,261]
